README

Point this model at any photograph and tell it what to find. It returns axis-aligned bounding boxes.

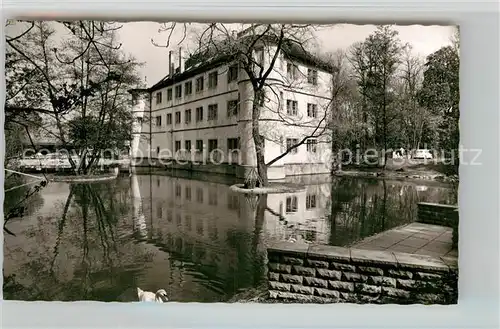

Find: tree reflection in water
[328,176,455,246]
[3,179,147,301]
[3,173,45,236]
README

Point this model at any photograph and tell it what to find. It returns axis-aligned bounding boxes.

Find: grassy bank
[339,158,458,183]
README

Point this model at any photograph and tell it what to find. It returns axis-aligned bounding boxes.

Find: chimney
[179,47,183,73]
[168,50,173,77]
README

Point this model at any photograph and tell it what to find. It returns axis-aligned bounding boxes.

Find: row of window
[287,63,319,85]
[155,64,239,105]
[155,138,240,154]
[286,194,318,213]
[154,183,241,211]
[285,99,319,118]
[154,98,240,127]
[152,97,318,127]
[154,137,316,155]
[286,138,318,154]
[157,208,218,239]
[155,60,320,106]
[154,183,317,214]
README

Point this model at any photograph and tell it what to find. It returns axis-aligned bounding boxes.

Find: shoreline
[333,168,458,184]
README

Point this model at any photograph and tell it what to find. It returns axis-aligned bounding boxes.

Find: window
[156,91,162,104]
[175,140,181,152]
[185,140,191,152]
[175,184,181,198]
[306,139,317,153]
[307,103,318,118]
[196,139,203,152]
[156,146,160,155]
[228,64,238,82]
[227,138,239,151]
[167,209,173,222]
[196,106,203,122]
[155,115,162,126]
[208,139,218,153]
[136,117,143,125]
[208,104,218,120]
[208,190,218,206]
[208,71,218,89]
[185,186,192,201]
[175,85,182,99]
[306,193,317,209]
[167,88,172,101]
[286,196,298,213]
[286,138,299,154]
[195,76,204,92]
[185,109,192,124]
[175,111,181,124]
[307,68,318,85]
[166,113,172,125]
[227,99,239,117]
[196,187,204,203]
[186,215,192,231]
[287,100,298,115]
[287,62,298,79]
[185,81,193,95]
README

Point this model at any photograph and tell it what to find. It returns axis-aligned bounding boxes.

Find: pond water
[3,170,456,302]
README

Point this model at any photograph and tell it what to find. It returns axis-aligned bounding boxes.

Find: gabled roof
[149,53,235,92]
[149,36,335,93]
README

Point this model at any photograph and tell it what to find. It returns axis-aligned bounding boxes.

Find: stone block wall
[417,202,459,249]
[267,242,458,304]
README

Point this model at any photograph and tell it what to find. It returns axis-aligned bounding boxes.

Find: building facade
[129,35,334,180]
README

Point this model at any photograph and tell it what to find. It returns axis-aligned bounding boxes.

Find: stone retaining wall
[417,202,459,248]
[267,242,458,304]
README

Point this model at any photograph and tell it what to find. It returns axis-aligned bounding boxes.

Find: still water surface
[3,171,456,302]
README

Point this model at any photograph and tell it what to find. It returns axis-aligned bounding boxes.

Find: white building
[129,32,335,181]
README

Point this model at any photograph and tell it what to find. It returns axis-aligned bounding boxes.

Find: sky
[6,21,456,87]
[116,22,456,87]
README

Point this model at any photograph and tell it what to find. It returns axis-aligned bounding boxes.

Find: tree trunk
[330,130,341,174]
[252,91,268,186]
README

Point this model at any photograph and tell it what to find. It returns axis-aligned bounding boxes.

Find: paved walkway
[351,222,457,258]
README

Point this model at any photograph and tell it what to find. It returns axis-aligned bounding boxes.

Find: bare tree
[348,26,403,168]
[154,23,336,186]
[6,20,143,174]
[322,50,357,172]
[395,44,433,150]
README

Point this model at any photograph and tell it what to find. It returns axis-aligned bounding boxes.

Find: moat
[3,170,456,302]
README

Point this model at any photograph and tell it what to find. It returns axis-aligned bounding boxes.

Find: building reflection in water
[130,171,455,299]
[129,172,264,302]
[131,170,147,239]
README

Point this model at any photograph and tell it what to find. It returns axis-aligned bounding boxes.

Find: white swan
[137,287,169,303]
